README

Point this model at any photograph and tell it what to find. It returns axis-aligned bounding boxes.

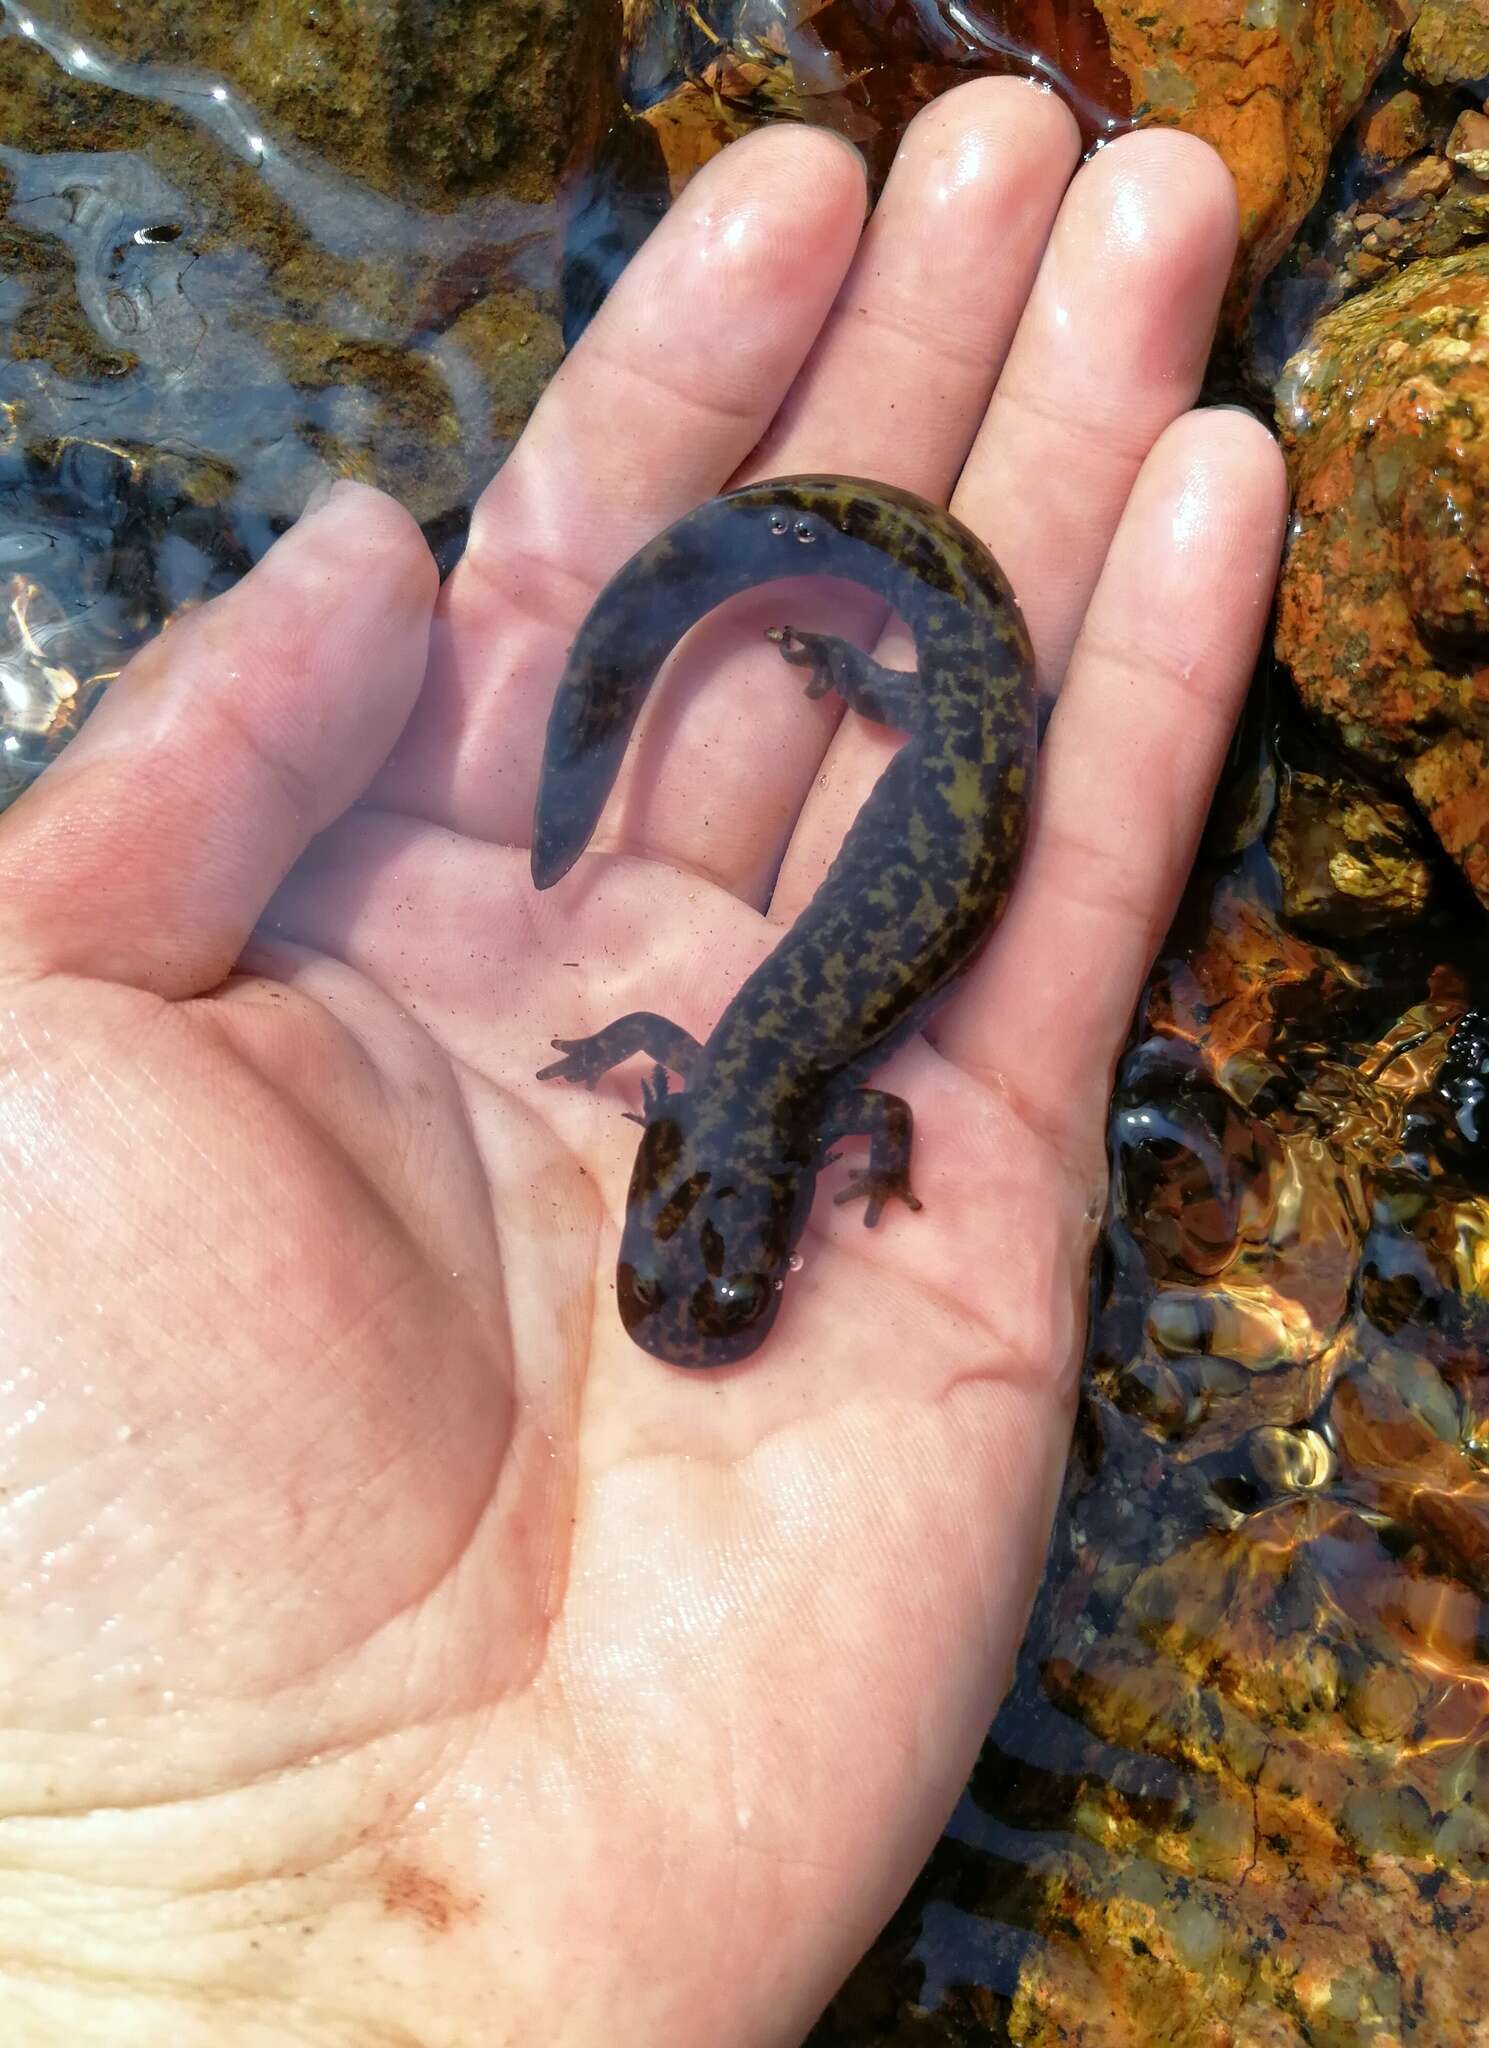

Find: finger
[0,483,437,996]
[748,78,1080,489]
[961,127,1240,691]
[373,125,870,838]
[770,127,1241,927]
[580,78,1081,902]
[938,407,1287,1130]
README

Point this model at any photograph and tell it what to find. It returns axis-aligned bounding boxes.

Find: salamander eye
[768,513,790,537]
[617,1263,665,1327]
[713,1273,769,1328]
[793,520,818,544]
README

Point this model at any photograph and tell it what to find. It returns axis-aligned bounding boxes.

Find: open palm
[0,85,1283,2046]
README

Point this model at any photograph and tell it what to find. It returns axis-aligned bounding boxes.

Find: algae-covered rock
[11,0,613,203]
[1407,0,1489,88]
[0,0,609,525]
[1277,247,1489,906]
[0,0,624,793]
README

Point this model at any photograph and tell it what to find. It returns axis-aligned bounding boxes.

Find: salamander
[531,476,1036,1367]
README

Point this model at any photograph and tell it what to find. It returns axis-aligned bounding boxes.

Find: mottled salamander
[531,476,1036,1366]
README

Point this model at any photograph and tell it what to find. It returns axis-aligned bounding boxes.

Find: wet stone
[1448,106,1489,174]
[1359,87,1429,168]
[1247,1424,1336,1495]
[1266,767,1433,936]
[1407,0,1489,90]
[1276,246,1489,907]
[0,0,619,792]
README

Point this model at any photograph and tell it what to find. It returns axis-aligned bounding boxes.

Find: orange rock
[1278,248,1489,908]
[1100,0,1419,314]
[1359,87,1429,167]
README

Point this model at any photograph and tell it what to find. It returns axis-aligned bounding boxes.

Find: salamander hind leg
[821,1086,924,1228]
[765,627,919,731]
[538,1013,701,1088]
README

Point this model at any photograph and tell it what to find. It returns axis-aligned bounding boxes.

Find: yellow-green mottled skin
[532,476,1036,1367]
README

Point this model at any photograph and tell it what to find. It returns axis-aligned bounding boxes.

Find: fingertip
[1084,123,1238,225]
[705,115,870,208]
[653,119,869,297]
[907,72,1082,173]
[1067,125,1238,296]
[1143,406,1288,579]
[1199,401,1290,509]
[285,479,441,611]
[0,483,439,994]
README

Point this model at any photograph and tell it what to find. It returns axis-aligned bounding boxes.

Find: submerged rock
[812,655,1489,2044]
[1406,0,1489,89]
[0,0,623,795]
[1267,768,1433,937]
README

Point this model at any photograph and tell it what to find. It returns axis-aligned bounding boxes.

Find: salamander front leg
[765,627,920,731]
[820,1086,924,1228]
[538,1013,701,1093]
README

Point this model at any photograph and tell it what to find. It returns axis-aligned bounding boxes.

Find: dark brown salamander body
[532,476,1036,1366]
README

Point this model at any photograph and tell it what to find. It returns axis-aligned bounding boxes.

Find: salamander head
[615,1115,805,1367]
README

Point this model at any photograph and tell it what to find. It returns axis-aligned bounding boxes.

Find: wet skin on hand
[531,477,1037,1367]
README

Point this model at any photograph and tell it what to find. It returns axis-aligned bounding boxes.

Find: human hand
[0,82,1284,2046]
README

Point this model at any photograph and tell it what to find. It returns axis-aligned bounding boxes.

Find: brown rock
[1450,107,1489,177]
[1267,769,1432,935]
[1359,87,1429,167]
[1348,249,1392,280]
[1276,247,1489,907]
[0,0,621,799]
[22,0,614,203]
[1382,149,1457,204]
[1407,0,1489,88]
[0,0,612,523]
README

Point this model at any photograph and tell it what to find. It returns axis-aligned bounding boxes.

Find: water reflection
[0,0,565,801]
